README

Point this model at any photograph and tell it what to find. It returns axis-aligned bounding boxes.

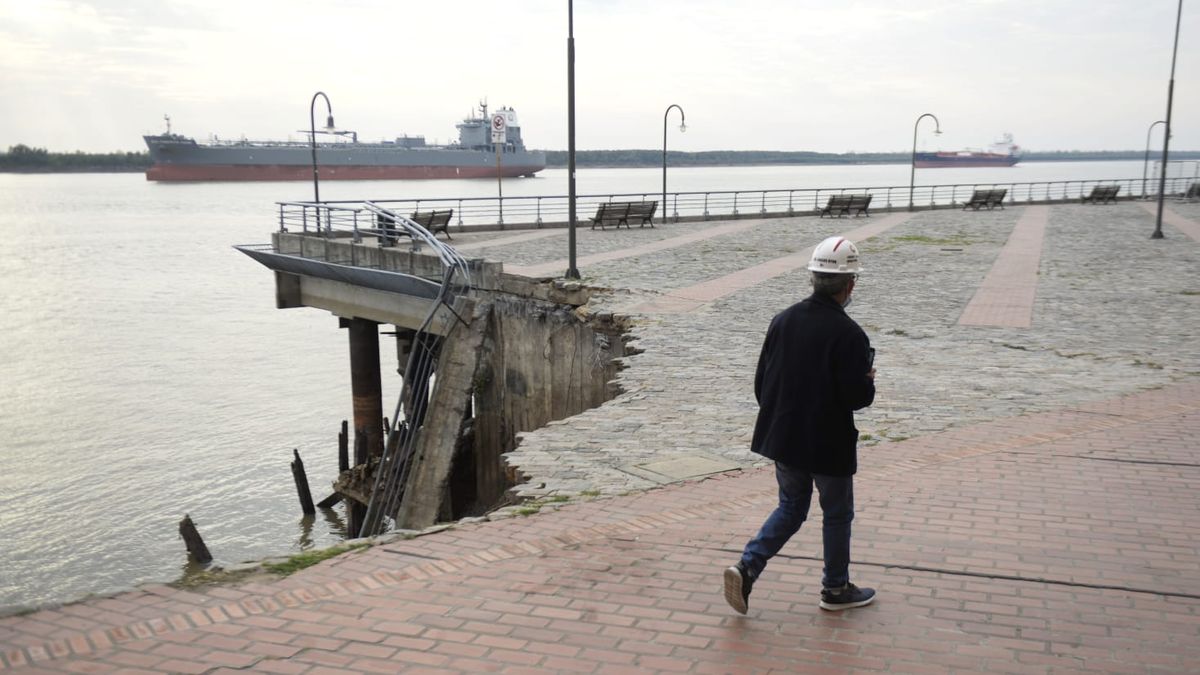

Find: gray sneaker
[723,562,754,615]
[819,582,875,611]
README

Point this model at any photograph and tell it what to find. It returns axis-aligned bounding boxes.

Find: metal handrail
[277,175,1195,234]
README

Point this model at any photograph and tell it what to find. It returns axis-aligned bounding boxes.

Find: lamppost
[310,91,335,229]
[909,113,941,210]
[662,104,686,221]
[565,0,581,279]
[1143,119,1167,199]
[1153,0,1183,240]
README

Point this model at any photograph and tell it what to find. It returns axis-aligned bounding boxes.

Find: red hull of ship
[145,164,542,181]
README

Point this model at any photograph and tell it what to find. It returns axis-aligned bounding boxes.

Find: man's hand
[867,368,876,380]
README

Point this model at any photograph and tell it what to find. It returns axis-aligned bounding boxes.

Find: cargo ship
[143,103,545,181]
[913,133,1021,168]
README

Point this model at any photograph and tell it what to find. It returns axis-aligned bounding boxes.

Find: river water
[0,160,1171,610]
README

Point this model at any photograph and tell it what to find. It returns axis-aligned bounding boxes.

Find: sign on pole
[491,113,507,144]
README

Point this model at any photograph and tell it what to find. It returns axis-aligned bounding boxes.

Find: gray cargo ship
[143,103,545,181]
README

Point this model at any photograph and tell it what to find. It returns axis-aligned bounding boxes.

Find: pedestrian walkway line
[1138,201,1200,242]
[505,220,761,278]
[958,205,1047,328]
[628,212,914,314]
[452,228,566,252]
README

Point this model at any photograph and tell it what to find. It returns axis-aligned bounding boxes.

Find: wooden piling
[178,514,212,563]
[338,419,349,473]
[291,448,316,515]
[316,492,343,508]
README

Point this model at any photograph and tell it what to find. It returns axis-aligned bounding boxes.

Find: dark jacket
[750,293,875,475]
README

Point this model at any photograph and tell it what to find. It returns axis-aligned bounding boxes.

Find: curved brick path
[2,202,1198,672]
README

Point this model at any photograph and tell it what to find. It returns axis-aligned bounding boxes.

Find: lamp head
[325,115,335,131]
[679,122,687,133]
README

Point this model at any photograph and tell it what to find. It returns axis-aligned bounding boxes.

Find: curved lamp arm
[663,104,686,220]
[909,112,942,209]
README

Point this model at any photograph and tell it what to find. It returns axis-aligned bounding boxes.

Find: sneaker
[819,582,876,611]
[723,562,754,615]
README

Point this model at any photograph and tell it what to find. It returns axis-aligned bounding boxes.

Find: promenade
[2,200,1198,673]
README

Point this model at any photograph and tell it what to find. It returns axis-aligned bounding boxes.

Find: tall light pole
[662,104,686,222]
[310,91,335,229]
[909,113,941,210]
[1143,119,1167,198]
[565,0,581,279]
[1153,0,1184,240]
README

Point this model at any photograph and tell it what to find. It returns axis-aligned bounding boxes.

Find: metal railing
[277,175,1198,235]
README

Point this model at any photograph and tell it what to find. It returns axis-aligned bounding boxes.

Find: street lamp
[1143,120,1166,199]
[565,0,581,279]
[909,113,941,210]
[1153,0,1183,240]
[310,91,335,229]
[662,104,686,221]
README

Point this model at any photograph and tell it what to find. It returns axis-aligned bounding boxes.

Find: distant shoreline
[2,144,1199,174]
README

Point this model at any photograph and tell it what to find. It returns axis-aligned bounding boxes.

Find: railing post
[279,204,287,233]
[787,190,794,216]
[457,200,464,227]
[733,192,739,216]
[536,197,543,227]
[703,193,710,220]
[760,191,767,215]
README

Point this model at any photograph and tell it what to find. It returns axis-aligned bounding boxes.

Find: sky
[1,0,1196,154]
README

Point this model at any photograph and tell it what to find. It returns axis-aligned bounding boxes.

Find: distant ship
[143,102,546,181]
[914,133,1021,168]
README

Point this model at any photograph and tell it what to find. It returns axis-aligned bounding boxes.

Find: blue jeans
[740,462,854,589]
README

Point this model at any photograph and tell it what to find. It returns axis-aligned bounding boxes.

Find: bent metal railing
[277,175,1196,235]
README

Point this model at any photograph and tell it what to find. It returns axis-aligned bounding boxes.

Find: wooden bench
[963,188,1008,210]
[409,209,454,239]
[1185,182,1200,201]
[1081,185,1120,205]
[819,194,872,218]
[590,201,657,230]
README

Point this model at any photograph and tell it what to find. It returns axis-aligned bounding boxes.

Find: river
[0,159,1179,610]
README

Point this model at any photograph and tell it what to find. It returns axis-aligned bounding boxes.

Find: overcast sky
[1,0,1196,154]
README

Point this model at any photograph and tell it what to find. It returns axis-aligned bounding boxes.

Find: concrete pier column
[345,317,384,460]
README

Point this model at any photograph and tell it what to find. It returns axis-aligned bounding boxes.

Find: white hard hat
[807,236,862,274]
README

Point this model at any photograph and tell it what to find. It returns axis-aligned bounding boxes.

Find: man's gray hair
[811,271,854,296]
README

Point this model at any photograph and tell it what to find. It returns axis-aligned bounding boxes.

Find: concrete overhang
[235,246,460,334]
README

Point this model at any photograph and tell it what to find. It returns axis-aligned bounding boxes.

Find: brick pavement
[1,382,1198,673]
[958,206,1047,328]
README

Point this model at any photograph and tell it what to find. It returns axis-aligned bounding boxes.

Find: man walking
[724,236,877,614]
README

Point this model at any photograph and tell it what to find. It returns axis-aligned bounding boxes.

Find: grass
[262,543,370,576]
[892,233,977,247]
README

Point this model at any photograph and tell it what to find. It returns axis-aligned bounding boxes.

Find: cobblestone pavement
[1,202,1197,674]
[498,202,1199,501]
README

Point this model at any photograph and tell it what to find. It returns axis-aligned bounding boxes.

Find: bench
[963,188,1008,210]
[409,209,454,239]
[1081,185,1120,204]
[376,209,453,246]
[590,201,657,230]
[818,194,872,218]
[1182,182,1200,201]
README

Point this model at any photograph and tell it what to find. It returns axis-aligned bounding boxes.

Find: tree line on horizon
[1,143,1196,172]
